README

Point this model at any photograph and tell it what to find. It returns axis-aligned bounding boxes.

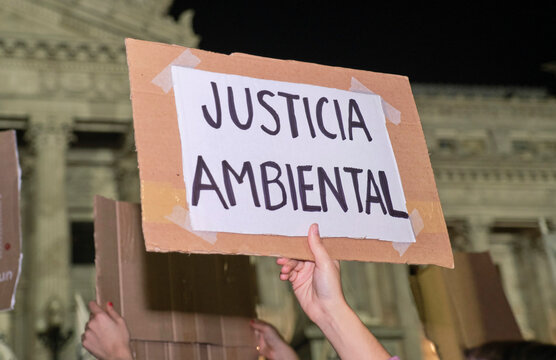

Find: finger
[250,320,269,332]
[82,330,99,348]
[88,301,104,315]
[252,328,261,344]
[307,223,332,267]
[288,271,298,282]
[258,339,270,357]
[82,334,102,359]
[276,257,290,265]
[279,273,290,281]
[280,259,300,274]
[105,302,122,323]
[280,264,296,278]
[293,260,305,272]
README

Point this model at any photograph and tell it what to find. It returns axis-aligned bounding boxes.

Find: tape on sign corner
[391,208,423,257]
[349,77,401,125]
[409,208,425,237]
[350,77,372,94]
[392,242,412,257]
[164,205,218,245]
[151,49,201,94]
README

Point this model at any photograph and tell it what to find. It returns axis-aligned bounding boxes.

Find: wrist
[274,344,299,360]
[111,343,133,360]
[313,299,352,334]
[313,303,392,360]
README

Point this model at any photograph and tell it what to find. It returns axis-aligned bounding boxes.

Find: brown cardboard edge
[0,130,22,311]
[94,195,123,313]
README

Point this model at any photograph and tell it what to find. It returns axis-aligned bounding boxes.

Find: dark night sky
[169,2,556,89]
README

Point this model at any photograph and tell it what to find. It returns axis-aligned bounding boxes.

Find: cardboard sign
[411,252,523,360]
[0,130,22,311]
[126,38,453,267]
[130,340,259,360]
[93,196,258,354]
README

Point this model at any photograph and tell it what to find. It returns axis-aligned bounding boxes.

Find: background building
[0,1,554,359]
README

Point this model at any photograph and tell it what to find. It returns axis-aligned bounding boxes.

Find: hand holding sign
[82,301,133,360]
[278,224,393,360]
[277,224,343,321]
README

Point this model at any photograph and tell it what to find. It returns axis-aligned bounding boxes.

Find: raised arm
[277,224,393,360]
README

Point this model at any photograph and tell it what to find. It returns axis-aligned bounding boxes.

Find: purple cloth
[389,357,400,360]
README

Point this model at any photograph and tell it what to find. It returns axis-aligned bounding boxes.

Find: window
[71,222,95,264]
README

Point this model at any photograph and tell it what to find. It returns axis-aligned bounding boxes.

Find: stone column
[539,218,556,288]
[539,219,556,343]
[25,114,73,360]
[392,264,423,360]
[530,221,556,342]
[513,233,550,340]
[253,256,298,342]
[116,128,140,203]
[466,216,492,252]
[489,237,534,338]
[9,149,35,359]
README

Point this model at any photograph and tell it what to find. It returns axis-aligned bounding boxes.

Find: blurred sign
[0,130,22,311]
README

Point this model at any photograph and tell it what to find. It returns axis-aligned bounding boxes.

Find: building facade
[0,1,198,359]
[0,1,554,359]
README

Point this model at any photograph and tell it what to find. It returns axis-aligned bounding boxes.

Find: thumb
[307,223,332,266]
[105,302,122,323]
[88,301,104,316]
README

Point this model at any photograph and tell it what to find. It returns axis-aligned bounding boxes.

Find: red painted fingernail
[108,302,113,307]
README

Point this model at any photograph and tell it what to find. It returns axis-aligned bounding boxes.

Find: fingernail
[108,302,113,307]
[312,223,319,235]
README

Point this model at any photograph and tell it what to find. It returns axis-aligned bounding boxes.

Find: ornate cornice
[416,96,556,122]
[416,88,556,162]
[427,136,556,160]
[0,34,126,65]
[0,34,132,100]
[433,164,556,185]
[412,83,550,99]
[1,0,199,48]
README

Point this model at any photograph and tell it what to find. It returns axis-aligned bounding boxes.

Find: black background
[169,2,555,90]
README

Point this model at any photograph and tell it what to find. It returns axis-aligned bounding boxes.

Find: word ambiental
[191,156,409,219]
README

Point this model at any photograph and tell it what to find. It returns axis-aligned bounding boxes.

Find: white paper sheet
[172,66,415,242]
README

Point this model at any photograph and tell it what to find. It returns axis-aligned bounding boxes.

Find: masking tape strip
[350,77,401,125]
[391,209,424,257]
[409,208,425,237]
[152,49,201,93]
[392,242,412,257]
[165,205,218,245]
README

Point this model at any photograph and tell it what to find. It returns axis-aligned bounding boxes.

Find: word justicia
[200,81,375,142]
